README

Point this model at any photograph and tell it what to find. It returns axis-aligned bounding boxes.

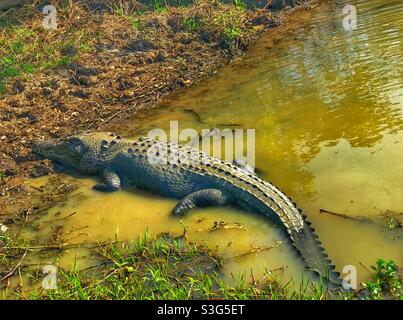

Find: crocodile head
[31,132,116,172]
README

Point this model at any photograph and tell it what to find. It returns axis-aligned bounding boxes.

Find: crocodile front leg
[93,169,121,192]
[172,189,233,216]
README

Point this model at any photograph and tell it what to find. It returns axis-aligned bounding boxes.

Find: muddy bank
[0,0,322,216]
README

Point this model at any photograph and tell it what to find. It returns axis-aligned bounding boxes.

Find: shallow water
[9,0,403,295]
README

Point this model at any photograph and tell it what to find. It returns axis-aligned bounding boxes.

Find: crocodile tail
[290,213,344,290]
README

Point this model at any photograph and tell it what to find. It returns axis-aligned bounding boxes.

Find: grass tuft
[24,233,396,300]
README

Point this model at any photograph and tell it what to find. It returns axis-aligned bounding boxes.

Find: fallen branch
[41,211,77,223]
[3,241,116,251]
[29,185,44,193]
[319,209,372,223]
[209,221,247,232]
[256,265,288,284]
[380,210,403,218]
[227,241,282,260]
[359,261,372,275]
[1,249,27,281]
[87,104,134,129]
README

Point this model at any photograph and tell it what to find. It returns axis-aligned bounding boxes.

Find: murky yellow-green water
[6,0,403,296]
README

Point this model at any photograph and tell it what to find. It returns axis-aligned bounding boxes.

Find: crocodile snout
[31,140,60,160]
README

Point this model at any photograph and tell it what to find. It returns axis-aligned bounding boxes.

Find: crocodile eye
[65,138,83,154]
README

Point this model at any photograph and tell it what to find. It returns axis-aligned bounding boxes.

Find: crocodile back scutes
[130,137,305,233]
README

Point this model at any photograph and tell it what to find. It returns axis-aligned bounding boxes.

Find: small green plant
[0,82,6,94]
[385,217,402,230]
[0,56,21,77]
[0,172,7,183]
[149,0,168,13]
[114,3,125,16]
[184,18,201,32]
[78,43,93,53]
[130,17,141,30]
[175,56,186,64]
[10,41,24,54]
[224,26,240,41]
[233,0,247,10]
[362,259,401,299]
[21,63,35,73]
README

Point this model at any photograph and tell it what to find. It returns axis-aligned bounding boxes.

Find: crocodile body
[32,132,343,288]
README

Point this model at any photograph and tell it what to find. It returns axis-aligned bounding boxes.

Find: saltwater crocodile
[32,132,343,289]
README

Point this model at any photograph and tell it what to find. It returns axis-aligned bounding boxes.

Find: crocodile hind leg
[172,189,233,216]
[93,169,121,192]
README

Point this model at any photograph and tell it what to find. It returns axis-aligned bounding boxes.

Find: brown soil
[0,0,321,217]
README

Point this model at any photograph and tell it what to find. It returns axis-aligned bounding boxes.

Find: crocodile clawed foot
[172,201,196,216]
[93,183,120,192]
[92,169,121,192]
[171,189,233,217]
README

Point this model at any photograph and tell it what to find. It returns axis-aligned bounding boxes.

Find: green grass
[23,233,395,300]
[130,16,147,33]
[149,0,170,13]
[224,26,241,41]
[233,0,247,10]
[114,3,126,16]
[1,229,401,300]
[210,8,245,48]
[130,16,141,30]
[0,5,97,95]
[0,0,256,93]
[0,26,78,94]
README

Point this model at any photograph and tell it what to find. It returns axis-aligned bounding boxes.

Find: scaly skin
[32,132,344,289]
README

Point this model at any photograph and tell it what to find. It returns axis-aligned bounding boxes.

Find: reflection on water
[10,0,403,295]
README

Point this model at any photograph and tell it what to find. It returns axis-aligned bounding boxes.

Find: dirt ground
[0,0,321,216]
